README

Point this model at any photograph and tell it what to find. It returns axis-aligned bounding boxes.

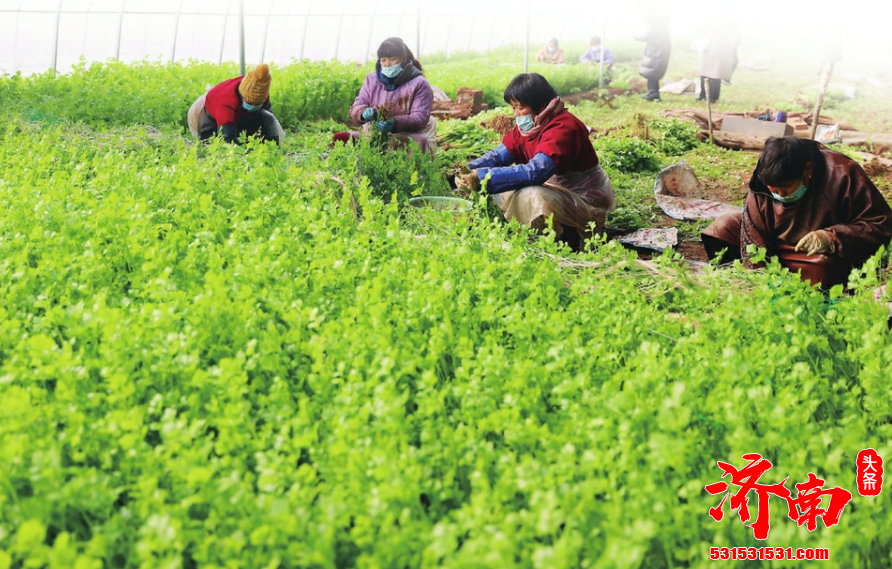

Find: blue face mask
[547,47,557,53]
[516,113,535,132]
[242,101,262,112]
[771,183,808,203]
[381,63,403,78]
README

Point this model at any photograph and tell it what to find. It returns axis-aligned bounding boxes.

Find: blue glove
[375,119,396,134]
[361,107,377,121]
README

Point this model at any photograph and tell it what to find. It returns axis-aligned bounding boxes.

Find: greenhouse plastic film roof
[0,0,617,75]
[1,0,888,77]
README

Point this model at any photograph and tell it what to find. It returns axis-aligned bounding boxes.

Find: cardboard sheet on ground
[617,228,678,251]
[660,78,696,95]
[654,161,743,221]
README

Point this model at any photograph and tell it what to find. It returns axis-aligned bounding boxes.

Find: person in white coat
[695,20,740,103]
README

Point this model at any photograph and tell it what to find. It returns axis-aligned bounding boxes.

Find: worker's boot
[642,90,661,101]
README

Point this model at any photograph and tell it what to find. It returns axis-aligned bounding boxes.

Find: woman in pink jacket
[334,38,437,156]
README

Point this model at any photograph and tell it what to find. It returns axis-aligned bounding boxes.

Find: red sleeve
[204,76,243,127]
[501,129,526,164]
[535,119,583,171]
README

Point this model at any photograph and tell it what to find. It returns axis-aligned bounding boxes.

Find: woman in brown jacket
[702,136,892,287]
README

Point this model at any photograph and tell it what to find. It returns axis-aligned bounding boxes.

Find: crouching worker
[333,37,436,156]
[188,63,284,145]
[702,136,892,288]
[457,73,616,249]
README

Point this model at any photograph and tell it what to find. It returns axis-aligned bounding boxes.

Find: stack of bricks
[455,88,485,114]
[431,87,489,120]
[786,116,810,131]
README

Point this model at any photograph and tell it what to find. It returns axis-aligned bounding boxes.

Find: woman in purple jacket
[334,38,437,155]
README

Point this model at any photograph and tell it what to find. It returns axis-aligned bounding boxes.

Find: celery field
[1,49,892,569]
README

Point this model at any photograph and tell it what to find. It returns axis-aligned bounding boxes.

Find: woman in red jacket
[187,64,284,145]
[457,73,615,249]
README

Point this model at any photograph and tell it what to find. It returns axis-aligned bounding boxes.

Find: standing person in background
[634,15,671,101]
[334,37,437,156]
[695,18,740,103]
[456,73,616,251]
[187,63,283,145]
[536,39,566,64]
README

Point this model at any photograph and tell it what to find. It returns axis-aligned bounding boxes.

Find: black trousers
[200,109,280,144]
[647,78,660,95]
[699,77,722,102]
[238,109,280,142]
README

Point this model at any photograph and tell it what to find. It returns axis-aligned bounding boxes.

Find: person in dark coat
[634,15,671,101]
[702,136,892,287]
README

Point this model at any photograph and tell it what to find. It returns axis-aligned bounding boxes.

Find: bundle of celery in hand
[437,118,501,174]
[332,37,437,155]
[367,103,395,148]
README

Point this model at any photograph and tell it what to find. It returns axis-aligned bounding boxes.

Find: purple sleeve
[349,76,375,123]
[392,79,433,133]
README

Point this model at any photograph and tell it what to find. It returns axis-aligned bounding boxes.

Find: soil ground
[621,240,709,263]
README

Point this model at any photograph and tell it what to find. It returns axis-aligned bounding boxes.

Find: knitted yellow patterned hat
[239,64,271,104]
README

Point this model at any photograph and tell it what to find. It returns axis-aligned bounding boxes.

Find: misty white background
[1,0,890,77]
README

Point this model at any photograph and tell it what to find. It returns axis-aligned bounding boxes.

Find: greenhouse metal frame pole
[523,11,530,73]
[81,3,89,57]
[444,15,453,57]
[299,1,313,61]
[115,0,127,60]
[51,0,63,73]
[416,0,420,57]
[260,0,274,63]
[334,3,347,61]
[364,4,376,65]
[599,17,606,88]
[419,13,431,56]
[238,0,245,75]
[219,0,234,65]
[13,5,20,65]
[170,0,184,63]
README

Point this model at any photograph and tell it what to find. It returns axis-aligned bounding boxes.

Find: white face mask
[515,113,535,132]
[381,63,403,78]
